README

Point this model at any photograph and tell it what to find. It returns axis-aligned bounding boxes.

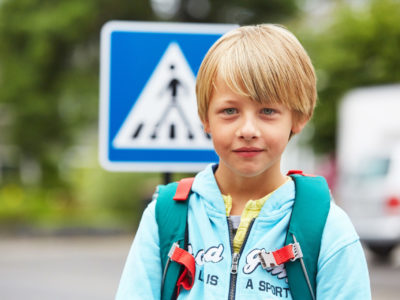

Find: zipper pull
[231,253,240,274]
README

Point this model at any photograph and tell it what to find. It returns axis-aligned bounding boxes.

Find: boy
[116,24,371,299]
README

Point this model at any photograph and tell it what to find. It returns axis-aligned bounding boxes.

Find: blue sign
[99,21,237,172]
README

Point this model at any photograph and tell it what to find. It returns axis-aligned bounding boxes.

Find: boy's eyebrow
[221,99,240,104]
[214,98,244,106]
[215,98,283,109]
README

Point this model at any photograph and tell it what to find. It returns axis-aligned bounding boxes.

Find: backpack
[155,170,331,300]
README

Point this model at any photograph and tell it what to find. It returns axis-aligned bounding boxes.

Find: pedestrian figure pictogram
[150,64,194,140]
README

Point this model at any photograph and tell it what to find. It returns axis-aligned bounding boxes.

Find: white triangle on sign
[113,42,213,150]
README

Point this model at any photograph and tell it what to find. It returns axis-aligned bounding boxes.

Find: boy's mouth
[233,147,263,157]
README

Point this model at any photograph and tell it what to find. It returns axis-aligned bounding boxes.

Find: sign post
[99,21,237,172]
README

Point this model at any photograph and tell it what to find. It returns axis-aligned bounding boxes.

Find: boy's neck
[214,164,287,215]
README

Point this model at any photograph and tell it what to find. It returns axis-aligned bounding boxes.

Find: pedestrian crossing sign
[99,21,237,172]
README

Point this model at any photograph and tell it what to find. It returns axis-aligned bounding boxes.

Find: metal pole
[163,172,172,185]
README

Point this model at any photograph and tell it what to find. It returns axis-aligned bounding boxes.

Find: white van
[337,85,400,258]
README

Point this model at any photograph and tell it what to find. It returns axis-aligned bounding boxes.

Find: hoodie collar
[191,164,226,215]
[191,164,295,217]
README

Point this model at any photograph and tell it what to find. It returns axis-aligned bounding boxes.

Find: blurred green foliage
[0,165,161,231]
[1,0,400,231]
[0,0,153,187]
[70,164,160,229]
[295,0,400,153]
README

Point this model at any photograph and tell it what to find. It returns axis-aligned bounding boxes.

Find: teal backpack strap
[156,178,195,300]
[285,170,331,300]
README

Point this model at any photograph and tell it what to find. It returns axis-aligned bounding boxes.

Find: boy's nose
[236,117,261,140]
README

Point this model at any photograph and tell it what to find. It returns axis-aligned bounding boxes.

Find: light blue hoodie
[116,164,371,299]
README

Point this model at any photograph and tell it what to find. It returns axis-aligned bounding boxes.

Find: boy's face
[202,75,307,179]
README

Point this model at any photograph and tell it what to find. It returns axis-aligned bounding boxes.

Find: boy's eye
[223,108,238,115]
[261,108,275,115]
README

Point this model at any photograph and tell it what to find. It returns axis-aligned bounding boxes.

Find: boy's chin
[231,167,272,179]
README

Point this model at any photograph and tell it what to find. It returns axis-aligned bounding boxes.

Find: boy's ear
[291,116,309,134]
[202,118,211,133]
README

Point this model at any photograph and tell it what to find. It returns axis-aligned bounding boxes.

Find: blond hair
[196,24,316,123]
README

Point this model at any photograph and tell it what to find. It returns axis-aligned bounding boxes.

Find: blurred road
[0,235,399,299]
[0,235,131,300]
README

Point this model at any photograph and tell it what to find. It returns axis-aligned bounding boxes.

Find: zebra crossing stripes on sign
[99,21,238,172]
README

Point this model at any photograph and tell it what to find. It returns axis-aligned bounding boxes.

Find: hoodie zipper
[227,218,256,300]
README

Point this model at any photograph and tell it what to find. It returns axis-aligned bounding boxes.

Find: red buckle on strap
[173,178,195,201]
[259,243,303,269]
[169,243,196,294]
[272,244,295,265]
